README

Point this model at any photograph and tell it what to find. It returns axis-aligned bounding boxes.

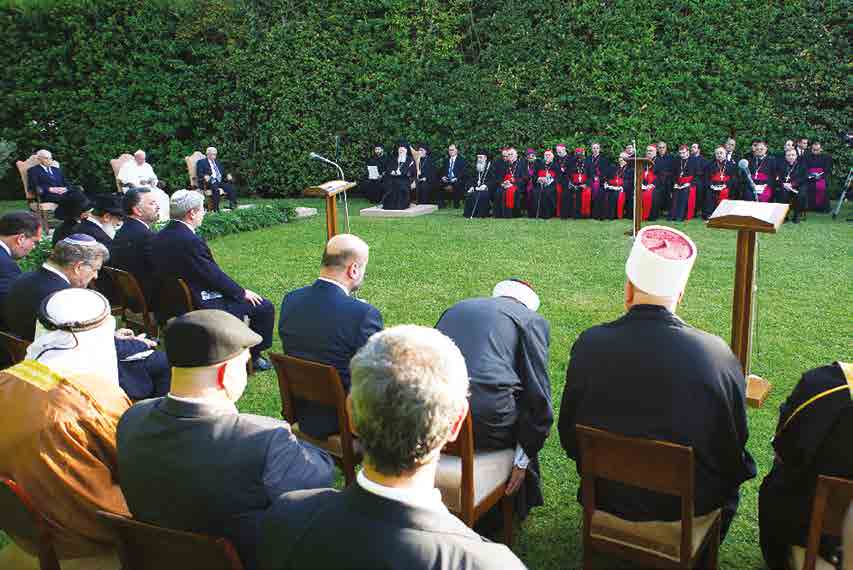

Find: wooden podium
[708,200,789,407]
[304,180,356,241]
[626,157,650,237]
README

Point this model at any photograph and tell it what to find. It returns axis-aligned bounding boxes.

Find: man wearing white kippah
[0,288,130,570]
[558,225,756,546]
[436,279,553,526]
[152,190,275,371]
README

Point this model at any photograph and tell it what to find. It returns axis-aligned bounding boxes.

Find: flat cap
[164,309,261,367]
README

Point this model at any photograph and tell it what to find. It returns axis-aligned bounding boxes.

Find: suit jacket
[196,157,227,180]
[151,220,244,308]
[258,484,526,570]
[27,164,67,199]
[278,279,383,437]
[440,155,467,184]
[72,219,113,251]
[4,267,68,340]
[558,304,757,521]
[111,218,157,310]
[118,396,334,570]
[0,246,21,331]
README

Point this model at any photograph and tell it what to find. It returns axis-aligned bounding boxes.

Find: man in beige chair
[0,288,129,570]
[116,150,169,221]
[558,225,756,548]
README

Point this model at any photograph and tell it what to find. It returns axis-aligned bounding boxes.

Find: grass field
[2,196,851,568]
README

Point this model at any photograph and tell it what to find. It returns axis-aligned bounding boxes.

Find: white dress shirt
[356,469,448,513]
[317,277,350,296]
[42,262,70,283]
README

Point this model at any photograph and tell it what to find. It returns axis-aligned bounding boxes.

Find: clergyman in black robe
[603,154,631,220]
[759,361,852,570]
[804,141,832,212]
[702,146,739,219]
[436,280,553,522]
[463,150,496,218]
[777,148,808,223]
[558,226,756,541]
[382,141,416,211]
[361,144,386,204]
[493,148,528,218]
[415,143,438,205]
[529,150,559,219]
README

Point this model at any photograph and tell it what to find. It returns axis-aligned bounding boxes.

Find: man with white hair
[26,149,70,204]
[0,288,130,570]
[117,149,170,221]
[259,325,526,569]
[558,225,756,544]
[152,190,275,371]
[436,279,553,523]
[195,146,238,211]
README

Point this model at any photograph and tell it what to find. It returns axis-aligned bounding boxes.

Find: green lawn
[3,196,851,568]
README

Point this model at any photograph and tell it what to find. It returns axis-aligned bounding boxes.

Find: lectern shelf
[303,180,357,242]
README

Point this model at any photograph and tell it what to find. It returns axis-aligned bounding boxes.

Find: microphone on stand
[738,159,759,200]
[309,152,350,233]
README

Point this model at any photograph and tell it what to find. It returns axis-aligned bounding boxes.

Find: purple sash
[807,167,827,210]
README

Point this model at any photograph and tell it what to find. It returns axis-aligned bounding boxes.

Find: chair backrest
[16,155,60,200]
[804,475,853,570]
[440,410,475,520]
[576,425,695,564]
[156,278,194,323]
[0,331,31,368]
[111,154,135,192]
[0,477,61,570]
[185,151,205,189]
[101,267,156,336]
[97,510,244,570]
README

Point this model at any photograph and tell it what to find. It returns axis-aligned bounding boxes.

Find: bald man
[278,234,384,438]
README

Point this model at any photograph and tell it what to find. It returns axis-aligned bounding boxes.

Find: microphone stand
[310,153,350,232]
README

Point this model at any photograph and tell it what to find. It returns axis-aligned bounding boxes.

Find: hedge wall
[1,0,848,199]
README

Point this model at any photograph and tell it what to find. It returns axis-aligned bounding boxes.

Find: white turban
[493,279,540,312]
[626,225,697,298]
[26,289,119,386]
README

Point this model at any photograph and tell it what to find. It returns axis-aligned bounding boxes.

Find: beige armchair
[185,151,224,210]
[110,153,134,193]
[15,154,60,229]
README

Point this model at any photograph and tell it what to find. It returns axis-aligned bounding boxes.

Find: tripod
[831,167,852,221]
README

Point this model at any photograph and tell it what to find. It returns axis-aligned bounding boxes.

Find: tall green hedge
[1,0,848,199]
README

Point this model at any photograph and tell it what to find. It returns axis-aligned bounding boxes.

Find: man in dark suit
[559,226,756,544]
[4,234,170,400]
[26,149,72,204]
[438,143,467,209]
[259,325,526,570]
[0,211,43,332]
[111,188,160,311]
[195,147,238,211]
[152,190,274,370]
[278,234,383,438]
[118,310,334,570]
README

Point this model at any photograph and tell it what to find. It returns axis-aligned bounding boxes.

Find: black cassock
[436,297,553,520]
[462,161,496,218]
[602,163,632,220]
[584,154,610,220]
[669,157,703,221]
[361,154,386,203]
[493,160,528,218]
[559,305,756,539]
[776,159,808,219]
[702,159,738,218]
[382,155,416,210]
[759,362,852,569]
[416,154,438,205]
[804,153,832,211]
[528,160,559,219]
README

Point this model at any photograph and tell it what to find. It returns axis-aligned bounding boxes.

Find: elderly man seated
[436,279,553,525]
[0,288,130,570]
[759,361,853,569]
[559,226,756,552]
[4,234,170,400]
[259,325,526,570]
[195,146,238,211]
[153,190,275,371]
[26,149,89,211]
[116,149,170,222]
[118,310,333,570]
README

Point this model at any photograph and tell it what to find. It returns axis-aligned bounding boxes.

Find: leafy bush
[18,202,295,272]
[1,0,848,199]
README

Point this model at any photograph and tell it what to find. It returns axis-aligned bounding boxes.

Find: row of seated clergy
[279,233,555,524]
[2,234,170,401]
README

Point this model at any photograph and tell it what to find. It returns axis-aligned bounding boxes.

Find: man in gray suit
[117,310,334,570]
[259,325,526,570]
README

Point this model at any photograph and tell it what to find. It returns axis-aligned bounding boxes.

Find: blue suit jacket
[279,280,383,437]
[0,247,22,331]
[111,218,156,310]
[151,220,244,308]
[196,158,226,181]
[26,164,67,199]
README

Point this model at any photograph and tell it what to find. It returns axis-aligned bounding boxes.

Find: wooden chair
[576,425,722,569]
[0,331,30,368]
[156,278,195,325]
[100,267,158,337]
[185,151,223,211]
[435,411,515,546]
[110,153,134,193]
[269,352,361,484]
[0,476,61,570]
[790,475,853,570]
[96,511,244,570]
[15,154,60,229]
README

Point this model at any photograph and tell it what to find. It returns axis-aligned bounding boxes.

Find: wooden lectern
[626,158,650,237]
[708,199,789,408]
[304,180,356,242]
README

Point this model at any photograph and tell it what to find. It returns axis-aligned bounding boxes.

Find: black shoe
[230,202,238,210]
[252,356,272,372]
[792,216,800,224]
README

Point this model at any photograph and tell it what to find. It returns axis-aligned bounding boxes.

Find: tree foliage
[1,0,848,198]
